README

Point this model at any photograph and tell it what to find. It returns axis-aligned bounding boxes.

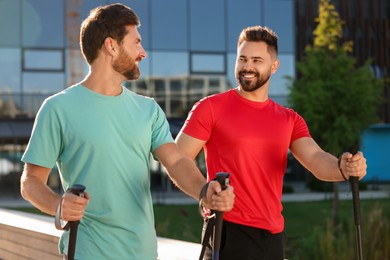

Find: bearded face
[112,46,141,80]
[236,68,272,92]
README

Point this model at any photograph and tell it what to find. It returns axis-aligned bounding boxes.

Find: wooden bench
[0,208,201,259]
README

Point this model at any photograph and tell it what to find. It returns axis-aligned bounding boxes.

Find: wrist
[198,182,209,218]
[54,195,69,230]
[338,156,348,181]
[198,182,209,201]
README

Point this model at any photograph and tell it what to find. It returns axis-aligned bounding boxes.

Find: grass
[7,198,390,251]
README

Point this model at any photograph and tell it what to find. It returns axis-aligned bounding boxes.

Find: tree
[288,0,383,225]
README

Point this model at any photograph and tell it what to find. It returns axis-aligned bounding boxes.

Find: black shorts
[202,220,286,260]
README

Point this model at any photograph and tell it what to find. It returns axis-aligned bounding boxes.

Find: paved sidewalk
[1,189,389,208]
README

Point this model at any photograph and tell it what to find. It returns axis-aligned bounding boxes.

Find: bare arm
[175,131,205,160]
[290,137,367,181]
[155,142,234,211]
[20,163,89,221]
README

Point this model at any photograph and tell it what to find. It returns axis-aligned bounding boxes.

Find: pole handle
[68,184,86,224]
[212,172,230,260]
[348,146,360,225]
[215,172,230,191]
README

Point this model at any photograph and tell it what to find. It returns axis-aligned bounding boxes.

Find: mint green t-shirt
[22,84,174,259]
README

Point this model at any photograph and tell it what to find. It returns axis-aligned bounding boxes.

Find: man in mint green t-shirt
[20,4,234,259]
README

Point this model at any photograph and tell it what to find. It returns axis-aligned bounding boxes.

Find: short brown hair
[80,3,140,64]
[237,26,278,55]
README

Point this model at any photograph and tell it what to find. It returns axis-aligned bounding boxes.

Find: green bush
[289,204,390,259]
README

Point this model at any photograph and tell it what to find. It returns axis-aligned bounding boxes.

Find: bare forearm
[304,151,343,182]
[20,174,61,216]
[165,155,206,201]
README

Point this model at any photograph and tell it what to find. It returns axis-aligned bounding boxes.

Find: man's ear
[271,58,280,74]
[103,37,116,54]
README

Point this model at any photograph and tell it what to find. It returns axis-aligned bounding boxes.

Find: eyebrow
[239,55,263,60]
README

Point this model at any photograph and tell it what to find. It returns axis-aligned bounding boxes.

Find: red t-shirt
[182,89,311,233]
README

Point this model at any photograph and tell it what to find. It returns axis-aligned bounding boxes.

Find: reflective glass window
[23,72,65,94]
[191,53,225,74]
[189,0,225,51]
[227,53,237,88]
[0,0,21,46]
[0,48,21,117]
[226,0,261,52]
[151,52,189,77]
[0,48,21,93]
[22,0,64,48]
[268,54,295,96]
[264,0,294,53]
[151,0,187,50]
[24,49,63,71]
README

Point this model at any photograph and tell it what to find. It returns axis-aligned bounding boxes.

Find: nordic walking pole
[213,172,230,260]
[348,146,363,260]
[67,184,86,260]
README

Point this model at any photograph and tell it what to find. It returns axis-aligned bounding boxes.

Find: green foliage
[313,0,352,52]
[289,204,390,260]
[288,0,383,155]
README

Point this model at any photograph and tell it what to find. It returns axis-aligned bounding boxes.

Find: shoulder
[123,87,157,105]
[194,89,234,108]
[270,100,302,117]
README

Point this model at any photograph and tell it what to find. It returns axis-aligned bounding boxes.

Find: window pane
[191,53,225,74]
[190,0,225,51]
[23,0,64,48]
[0,48,21,93]
[227,53,237,88]
[226,0,261,52]
[151,0,187,50]
[0,48,22,117]
[151,52,189,77]
[268,54,295,98]
[264,0,294,53]
[24,49,63,71]
[23,72,65,94]
[0,0,21,46]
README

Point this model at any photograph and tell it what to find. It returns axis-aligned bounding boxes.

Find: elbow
[20,174,28,200]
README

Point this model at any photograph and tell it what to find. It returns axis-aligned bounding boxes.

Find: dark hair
[80,3,140,64]
[237,26,278,55]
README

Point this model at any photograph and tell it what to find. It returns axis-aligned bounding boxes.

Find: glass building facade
[0,0,388,191]
[0,0,295,120]
[0,0,296,191]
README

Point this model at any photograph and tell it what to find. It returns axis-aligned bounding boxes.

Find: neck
[80,65,125,96]
[236,86,269,102]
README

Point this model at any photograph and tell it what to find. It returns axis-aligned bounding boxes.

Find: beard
[112,47,141,80]
[236,69,271,92]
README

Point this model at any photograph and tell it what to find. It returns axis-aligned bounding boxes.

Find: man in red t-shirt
[176,26,367,260]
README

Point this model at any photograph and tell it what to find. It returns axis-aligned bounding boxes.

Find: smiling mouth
[241,71,257,80]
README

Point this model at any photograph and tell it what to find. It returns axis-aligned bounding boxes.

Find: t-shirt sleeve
[21,100,62,169]
[291,111,311,142]
[150,101,174,153]
[181,98,213,141]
